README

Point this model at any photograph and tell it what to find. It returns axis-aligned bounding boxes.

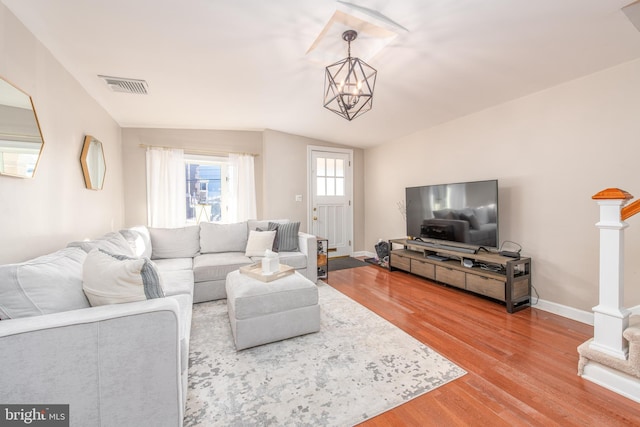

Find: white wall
[120,128,365,251]
[262,129,364,251]
[364,59,640,312]
[0,4,123,263]
[121,128,264,227]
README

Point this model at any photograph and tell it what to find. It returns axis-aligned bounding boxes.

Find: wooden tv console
[388,239,531,313]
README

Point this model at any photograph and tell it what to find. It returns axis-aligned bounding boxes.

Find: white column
[590,199,631,359]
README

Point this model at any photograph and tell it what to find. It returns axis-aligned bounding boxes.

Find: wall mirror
[80,135,106,190]
[0,76,45,178]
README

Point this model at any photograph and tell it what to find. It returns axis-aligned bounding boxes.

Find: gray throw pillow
[270,221,300,252]
[257,222,280,251]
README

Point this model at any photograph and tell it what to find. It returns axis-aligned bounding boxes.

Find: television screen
[405,179,499,249]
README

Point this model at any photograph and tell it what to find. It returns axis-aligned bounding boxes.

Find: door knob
[313,216,318,220]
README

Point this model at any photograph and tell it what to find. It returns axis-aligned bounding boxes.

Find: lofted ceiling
[3,0,640,148]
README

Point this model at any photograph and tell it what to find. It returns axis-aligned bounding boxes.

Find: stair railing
[590,188,638,359]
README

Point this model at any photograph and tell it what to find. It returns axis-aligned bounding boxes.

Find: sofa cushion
[0,247,90,320]
[192,252,253,283]
[271,221,300,252]
[153,258,193,272]
[159,270,194,298]
[149,226,200,259]
[244,230,276,257]
[120,226,152,258]
[200,222,248,253]
[82,250,165,307]
[68,232,134,257]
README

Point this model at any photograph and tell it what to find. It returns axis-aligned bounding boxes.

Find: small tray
[239,263,295,282]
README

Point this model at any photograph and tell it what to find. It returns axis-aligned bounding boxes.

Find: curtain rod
[138,143,259,157]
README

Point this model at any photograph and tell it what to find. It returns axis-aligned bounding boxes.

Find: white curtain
[146,147,186,228]
[228,153,257,222]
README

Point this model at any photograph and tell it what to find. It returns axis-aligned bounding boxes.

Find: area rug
[184,282,466,426]
[328,256,370,272]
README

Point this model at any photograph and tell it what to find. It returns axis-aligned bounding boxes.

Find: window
[185,155,230,223]
[316,156,345,197]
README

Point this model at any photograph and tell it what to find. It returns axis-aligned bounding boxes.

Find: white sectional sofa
[0,220,316,427]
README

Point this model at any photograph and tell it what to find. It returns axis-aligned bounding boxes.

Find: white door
[309,148,353,258]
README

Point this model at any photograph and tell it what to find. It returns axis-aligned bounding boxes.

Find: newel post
[590,188,633,359]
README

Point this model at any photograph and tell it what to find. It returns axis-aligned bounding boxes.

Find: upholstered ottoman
[226,270,320,350]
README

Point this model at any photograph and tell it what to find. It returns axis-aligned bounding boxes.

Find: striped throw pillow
[269,221,300,252]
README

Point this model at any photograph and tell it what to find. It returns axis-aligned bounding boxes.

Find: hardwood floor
[326,264,640,426]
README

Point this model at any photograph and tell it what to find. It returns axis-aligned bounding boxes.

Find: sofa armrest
[298,232,318,282]
[0,299,184,426]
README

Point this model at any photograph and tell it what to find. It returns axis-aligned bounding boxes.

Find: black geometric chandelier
[323,30,377,121]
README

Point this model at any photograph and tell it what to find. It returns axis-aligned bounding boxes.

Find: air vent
[98,75,148,94]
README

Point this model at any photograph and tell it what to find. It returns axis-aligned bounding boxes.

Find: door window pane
[336,159,344,177]
[326,158,335,177]
[317,158,325,177]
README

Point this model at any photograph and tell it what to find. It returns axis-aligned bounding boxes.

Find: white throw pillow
[82,249,164,307]
[0,247,90,320]
[244,230,277,257]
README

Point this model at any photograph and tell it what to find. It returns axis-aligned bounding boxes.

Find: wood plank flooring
[326,264,640,426]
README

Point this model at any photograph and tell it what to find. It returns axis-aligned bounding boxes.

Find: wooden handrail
[622,199,640,221]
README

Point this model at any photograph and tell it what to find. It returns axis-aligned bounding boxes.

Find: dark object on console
[499,251,521,259]
[421,223,455,241]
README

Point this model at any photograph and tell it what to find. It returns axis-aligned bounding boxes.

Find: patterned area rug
[184,282,465,426]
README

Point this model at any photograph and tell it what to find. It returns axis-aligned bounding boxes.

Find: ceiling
[3,0,640,148]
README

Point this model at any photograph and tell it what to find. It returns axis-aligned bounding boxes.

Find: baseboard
[581,362,640,403]
[533,298,594,325]
[533,301,640,326]
[353,251,375,259]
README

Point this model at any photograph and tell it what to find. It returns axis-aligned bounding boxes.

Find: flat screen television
[405,179,499,250]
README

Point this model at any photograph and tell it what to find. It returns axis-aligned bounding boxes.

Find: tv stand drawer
[390,253,410,271]
[466,273,505,301]
[411,259,435,279]
[435,265,465,289]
